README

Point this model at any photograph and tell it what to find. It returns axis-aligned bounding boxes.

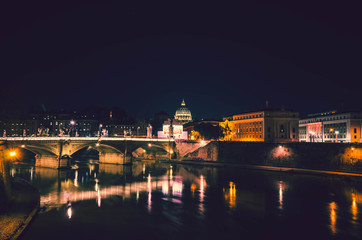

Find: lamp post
[99,124,103,137]
[70,120,75,137]
[335,130,339,143]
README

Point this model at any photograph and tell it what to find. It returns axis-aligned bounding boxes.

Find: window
[354,128,357,133]
[292,128,295,133]
[280,125,284,133]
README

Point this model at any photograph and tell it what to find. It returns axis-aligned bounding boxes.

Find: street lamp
[335,131,339,143]
[99,124,103,137]
[9,151,16,157]
[70,120,76,137]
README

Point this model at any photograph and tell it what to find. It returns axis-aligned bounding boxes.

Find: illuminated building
[0,119,38,137]
[174,99,192,124]
[157,119,188,139]
[222,108,299,142]
[299,110,362,143]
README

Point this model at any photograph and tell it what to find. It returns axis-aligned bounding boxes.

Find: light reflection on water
[329,201,338,235]
[8,161,362,240]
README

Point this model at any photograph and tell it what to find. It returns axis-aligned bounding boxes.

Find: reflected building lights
[30,167,34,181]
[199,175,206,214]
[67,203,72,219]
[97,190,101,207]
[172,181,183,197]
[200,175,205,202]
[148,173,152,212]
[279,181,284,210]
[162,180,169,196]
[228,182,236,209]
[191,183,197,196]
[74,170,79,187]
[329,201,338,235]
[351,193,358,221]
[169,165,173,180]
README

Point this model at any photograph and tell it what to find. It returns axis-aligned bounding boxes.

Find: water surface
[10,160,362,240]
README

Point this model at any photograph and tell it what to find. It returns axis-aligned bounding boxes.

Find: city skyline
[1,1,361,119]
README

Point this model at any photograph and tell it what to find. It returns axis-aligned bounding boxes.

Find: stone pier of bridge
[99,153,132,165]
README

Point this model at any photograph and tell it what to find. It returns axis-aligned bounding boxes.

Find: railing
[0,136,174,142]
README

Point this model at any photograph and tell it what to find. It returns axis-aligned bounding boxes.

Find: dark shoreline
[0,178,40,240]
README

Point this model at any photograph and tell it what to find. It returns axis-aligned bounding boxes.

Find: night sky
[1,1,361,120]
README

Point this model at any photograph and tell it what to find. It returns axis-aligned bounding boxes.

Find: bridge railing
[0,136,175,142]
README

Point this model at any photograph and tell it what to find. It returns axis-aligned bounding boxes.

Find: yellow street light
[9,151,16,157]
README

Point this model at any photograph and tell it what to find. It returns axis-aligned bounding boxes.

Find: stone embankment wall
[185,141,362,172]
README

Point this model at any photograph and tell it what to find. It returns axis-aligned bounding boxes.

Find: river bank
[0,179,39,240]
[136,157,362,181]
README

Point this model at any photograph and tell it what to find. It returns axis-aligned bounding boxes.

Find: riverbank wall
[184,141,362,172]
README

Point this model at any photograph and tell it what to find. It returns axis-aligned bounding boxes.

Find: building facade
[299,111,362,143]
[31,112,99,137]
[0,119,38,137]
[222,108,299,142]
[158,119,188,140]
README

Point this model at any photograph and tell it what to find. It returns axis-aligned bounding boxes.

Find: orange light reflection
[329,201,338,235]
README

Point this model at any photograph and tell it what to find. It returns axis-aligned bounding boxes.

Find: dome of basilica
[174,99,192,124]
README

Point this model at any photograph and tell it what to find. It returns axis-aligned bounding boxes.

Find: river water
[10,160,362,240]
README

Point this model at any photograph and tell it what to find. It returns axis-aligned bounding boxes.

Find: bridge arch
[19,145,58,157]
[69,142,123,156]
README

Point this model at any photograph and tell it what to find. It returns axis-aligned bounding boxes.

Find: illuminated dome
[174,99,192,124]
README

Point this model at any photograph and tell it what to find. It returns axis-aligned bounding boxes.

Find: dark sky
[1,0,361,119]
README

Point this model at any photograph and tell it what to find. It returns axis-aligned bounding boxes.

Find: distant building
[174,99,192,124]
[222,108,299,142]
[158,119,188,140]
[0,119,38,137]
[299,110,362,143]
[31,112,98,137]
[105,124,145,137]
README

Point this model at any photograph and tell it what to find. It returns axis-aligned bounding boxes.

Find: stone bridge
[0,137,177,168]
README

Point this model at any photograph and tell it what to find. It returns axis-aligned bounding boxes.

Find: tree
[219,120,233,141]
[194,123,223,140]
